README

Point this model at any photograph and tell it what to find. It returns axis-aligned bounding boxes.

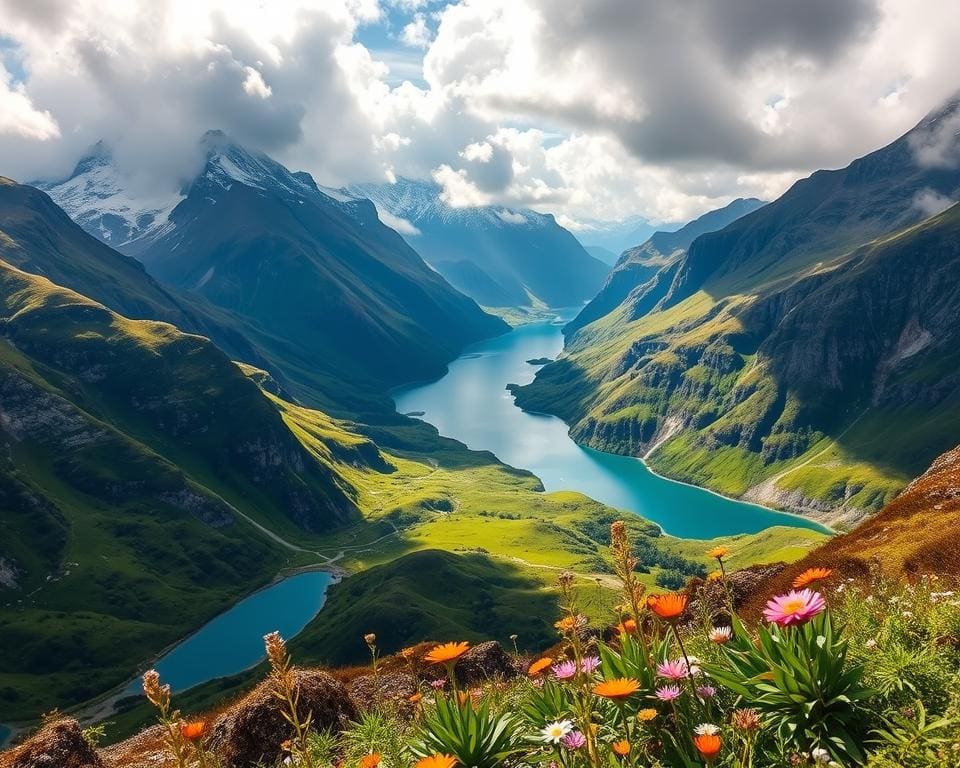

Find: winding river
[394,315,828,539]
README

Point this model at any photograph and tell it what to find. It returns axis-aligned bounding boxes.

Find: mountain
[38,135,507,408]
[516,95,960,528]
[0,252,386,718]
[567,198,766,335]
[344,178,609,309]
[572,214,663,256]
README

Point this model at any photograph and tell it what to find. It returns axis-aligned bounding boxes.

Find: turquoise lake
[394,316,829,539]
[121,570,333,696]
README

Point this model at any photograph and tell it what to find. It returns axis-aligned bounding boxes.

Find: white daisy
[694,723,719,736]
[540,720,574,744]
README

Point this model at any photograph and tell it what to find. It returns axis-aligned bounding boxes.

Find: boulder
[206,669,356,768]
[349,672,418,713]
[452,641,522,685]
[1,719,104,768]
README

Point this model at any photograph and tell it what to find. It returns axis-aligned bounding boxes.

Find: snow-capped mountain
[344,178,609,309]
[35,142,183,248]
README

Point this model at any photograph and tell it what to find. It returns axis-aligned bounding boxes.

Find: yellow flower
[424,642,470,664]
[592,678,641,700]
[706,546,729,560]
[637,708,658,722]
[707,570,723,582]
[408,692,423,704]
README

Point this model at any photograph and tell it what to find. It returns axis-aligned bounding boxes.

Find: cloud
[913,188,956,218]
[0,63,59,140]
[1,0,960,226]
[496,209,526,224]
[909,98,960,168]
[376,207,422,235]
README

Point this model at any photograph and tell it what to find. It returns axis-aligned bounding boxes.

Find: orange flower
[616,618,637,635]
[416,755,458,768]
[637,708,658,722]
[648,592,688,620]
[425,642,471,664]
[360,754,382,768]
[707,570,723,583]
[457,691,470,706]
[592,678,641,700]
[180,721,206,741]
[612,740,631,757]
[693,733,722,760]
[528,657,553,676]
[706,546,729,560]
[408,692,423,704]
[792,567,833,589]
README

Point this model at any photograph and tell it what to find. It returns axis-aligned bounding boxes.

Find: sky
[0,0,958,227]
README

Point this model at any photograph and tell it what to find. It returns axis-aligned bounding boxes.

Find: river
[394,315,828,539]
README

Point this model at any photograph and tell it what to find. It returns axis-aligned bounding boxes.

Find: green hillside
[517,101,960,529]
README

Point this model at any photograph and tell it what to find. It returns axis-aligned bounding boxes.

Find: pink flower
[763,589,827,627]
[561,731,586,750]
[697,685,716,699]
[656,659,688,681]
[580,656,601,674]
[430,679,447,690]
[709,626,732,644]
[552,660,578,680]
[655,685,682,701]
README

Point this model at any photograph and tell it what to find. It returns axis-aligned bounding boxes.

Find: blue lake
[394,316,829,539]
[121,570,333,696]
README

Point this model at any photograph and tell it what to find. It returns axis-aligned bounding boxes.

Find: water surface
[395,318,828,539]
[122,570,333,695]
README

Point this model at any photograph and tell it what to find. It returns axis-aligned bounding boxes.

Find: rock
[348,672,418,713]
[99,725,169,768]
[206,669,356,768]
[2,719,104,768]
[687,564,788,625]
[452,641,522,685]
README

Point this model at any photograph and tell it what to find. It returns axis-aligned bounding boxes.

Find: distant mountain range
[38,133,507,410]
[343,178,609,310]
[516,94,960,528]
[567,197,765,335]
[571,214,663,256]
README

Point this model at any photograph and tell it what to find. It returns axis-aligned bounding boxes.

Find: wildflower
[580,656,601,674]
[617,618,638,634]
[792,567,833,589]
[180,720,206,741]
[706,546,729,560]
[593,678,641,700]
[416,755,458,768]
[540,720,575,744]
[360,754,381,768]
[430,678,447,689]
[142,669,169,711]
[707,570,723,582]
[811,747,831,764]
[762,589,826,627]
[902,610,913,618]
[655,685,682,701]
[264,631,288,671]
[552,660,578,680]
[697,685,716,698]
[457,691,469,706]
[409,692,423,704]
[554,615,587,634]
[612,740,631,757]
[528,657,553,677]
[682,655,702,676]
[425,642,471,664]
[364,633,377,646]
[693,733,722,760]
[561,731,586,750]
[731,708,761,731]
[709,626,733,644]
[648,592,688,621]
[656,659,688,681]
[694,723,720,736]
[637,708,658,722]
[865,639,878,650]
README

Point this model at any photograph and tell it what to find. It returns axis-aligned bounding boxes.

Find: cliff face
[517,97,960,526]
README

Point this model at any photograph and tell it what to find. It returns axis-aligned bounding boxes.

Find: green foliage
[413,694,525,768]
[337,711,412,768]
[707,611,874,763]
[869,701,960,768]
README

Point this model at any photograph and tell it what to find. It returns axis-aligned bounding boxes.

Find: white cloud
[242,67,273,99]
[460,140,492,162]
[913,188,955,218]
[401,14,433,49]
[376,207,422,235]
[497,209,526,224]
[0,63,59,141]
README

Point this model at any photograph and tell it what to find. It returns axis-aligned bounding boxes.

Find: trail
[765,408,870,485]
